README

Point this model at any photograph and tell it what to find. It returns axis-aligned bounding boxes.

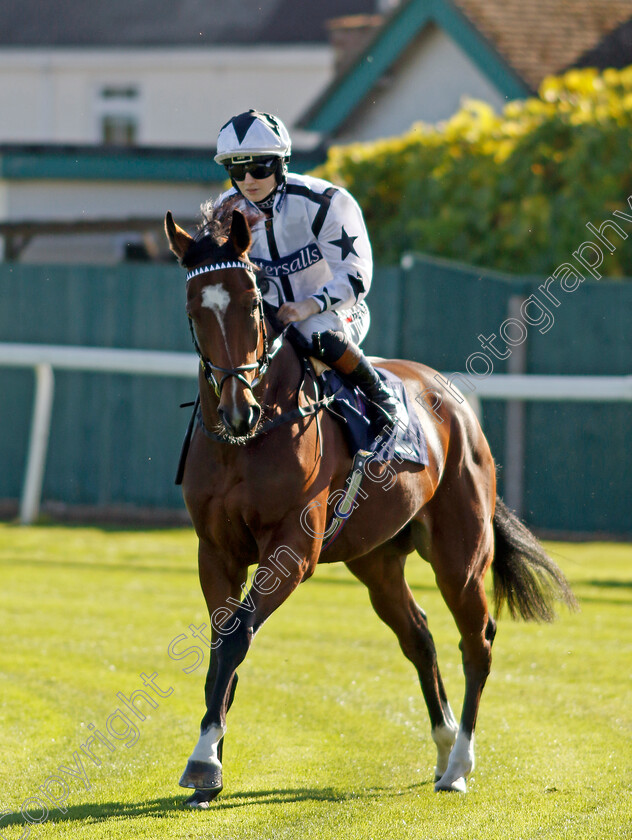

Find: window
[96,86,140,146]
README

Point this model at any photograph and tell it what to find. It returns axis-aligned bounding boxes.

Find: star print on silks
[329,226,359,260]
[347,271,366,301]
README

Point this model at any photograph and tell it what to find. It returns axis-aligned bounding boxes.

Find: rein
[196,380,341,443]
[183,253,369,550]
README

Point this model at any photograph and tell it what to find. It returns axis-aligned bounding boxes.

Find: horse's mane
[197,194,263,245]
[180,194,263,267]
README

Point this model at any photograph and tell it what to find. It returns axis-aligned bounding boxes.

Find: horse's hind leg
[412,502,496,793]
[346,540,459,781]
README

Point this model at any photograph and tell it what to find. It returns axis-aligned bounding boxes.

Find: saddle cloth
[318,366,428,467]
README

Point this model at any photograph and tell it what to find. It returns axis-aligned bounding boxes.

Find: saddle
[315,363,428,467]
[301,362,429,549]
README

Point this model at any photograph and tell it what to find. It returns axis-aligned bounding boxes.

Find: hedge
[314,67,632,276]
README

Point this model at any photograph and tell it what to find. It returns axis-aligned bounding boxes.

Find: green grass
[0,524,630,839]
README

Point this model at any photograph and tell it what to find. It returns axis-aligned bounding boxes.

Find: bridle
[185,261,286,399]
[184,258,341,449]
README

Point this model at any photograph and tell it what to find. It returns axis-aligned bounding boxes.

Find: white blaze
[201,284,230,314]
[201,284,232,364]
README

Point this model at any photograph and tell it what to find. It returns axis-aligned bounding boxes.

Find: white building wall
[3,179,223,221]
[336,23,508,143]
[0,178,227,262]
[0,47,332,147]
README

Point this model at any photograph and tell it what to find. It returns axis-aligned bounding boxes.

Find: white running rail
[1,342,631,524]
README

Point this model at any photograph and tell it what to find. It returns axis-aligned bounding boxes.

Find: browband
[185,261,256,282]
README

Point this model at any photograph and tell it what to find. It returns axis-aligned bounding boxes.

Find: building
[1,0,630,261]
[0,0,375,261]
[299,0,632,143]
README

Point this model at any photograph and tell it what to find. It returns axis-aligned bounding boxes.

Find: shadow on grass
[213,780,432,810]
[574,578,632,606]
[0,782,432,827]
[1,555,197,576]
[584,579,632,589]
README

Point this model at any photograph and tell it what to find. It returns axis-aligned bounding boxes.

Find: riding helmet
[215,110,291,187]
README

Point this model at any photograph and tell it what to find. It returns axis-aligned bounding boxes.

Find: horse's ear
[229,209,252,257]
[164,211,194,260]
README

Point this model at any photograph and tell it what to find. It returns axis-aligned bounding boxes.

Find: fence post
[503,296,527,517]
[20,363,55,525]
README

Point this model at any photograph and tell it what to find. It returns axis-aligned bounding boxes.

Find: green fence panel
[1,258,630,533]
[0,263,193,512]
[367,256,631,535]
[522,280,632,533]
[368,255,527,521]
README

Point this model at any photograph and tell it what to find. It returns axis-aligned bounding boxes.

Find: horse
[164,204,577,807]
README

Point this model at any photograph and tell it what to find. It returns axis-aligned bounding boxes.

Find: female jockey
[214,109,397,427]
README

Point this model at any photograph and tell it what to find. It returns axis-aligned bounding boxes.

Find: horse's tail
[492,496,578,622]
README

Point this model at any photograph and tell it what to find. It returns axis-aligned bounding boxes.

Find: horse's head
[165,206,266,440]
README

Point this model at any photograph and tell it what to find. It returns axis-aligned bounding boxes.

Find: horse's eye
[251,298,260,314]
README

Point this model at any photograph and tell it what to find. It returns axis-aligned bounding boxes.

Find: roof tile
[452,0,632,88]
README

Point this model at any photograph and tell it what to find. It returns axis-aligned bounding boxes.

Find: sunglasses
[225,158,278,181]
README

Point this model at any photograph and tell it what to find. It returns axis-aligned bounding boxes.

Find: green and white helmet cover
[214,110,292,164]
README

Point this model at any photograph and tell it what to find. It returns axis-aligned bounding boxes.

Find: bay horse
[164,205,576,807]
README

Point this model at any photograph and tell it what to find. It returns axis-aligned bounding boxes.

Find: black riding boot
[345,354,399,426]
[313,330,398,429]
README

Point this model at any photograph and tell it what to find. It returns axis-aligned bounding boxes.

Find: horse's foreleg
[179,542,247,800]
[181,527,321,802]
[180,614,252,793]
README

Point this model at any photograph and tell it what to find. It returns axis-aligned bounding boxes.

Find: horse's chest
[202,475,289,549]
[185,432,318,550]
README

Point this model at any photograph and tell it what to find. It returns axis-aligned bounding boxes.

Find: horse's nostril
[218,402,260,438]
[218,407,230,432]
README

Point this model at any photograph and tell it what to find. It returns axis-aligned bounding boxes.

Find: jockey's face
[235,171,277,204]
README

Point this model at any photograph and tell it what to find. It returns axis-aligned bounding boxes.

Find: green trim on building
[301,0,530,134]
[431,0,530,99]
[0,146,326,183]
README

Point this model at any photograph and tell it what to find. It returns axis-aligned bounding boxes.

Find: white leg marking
[431,721,458,779]
[434,726,475,793]
[189,723,226,768]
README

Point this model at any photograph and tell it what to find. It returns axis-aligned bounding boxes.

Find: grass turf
[0,524,630,839]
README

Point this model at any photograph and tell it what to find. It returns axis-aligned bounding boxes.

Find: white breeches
[292,300,370,347]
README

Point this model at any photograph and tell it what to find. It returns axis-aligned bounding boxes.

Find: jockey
[214,109,398,427]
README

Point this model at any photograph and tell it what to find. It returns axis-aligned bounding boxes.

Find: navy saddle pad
[319,366,428,466]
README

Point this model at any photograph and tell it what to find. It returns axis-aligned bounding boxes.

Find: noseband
[185,261,285,398]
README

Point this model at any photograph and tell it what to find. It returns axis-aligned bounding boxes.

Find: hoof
[179,760,223,791]
[434,775,467,793]
[185,788,222,809]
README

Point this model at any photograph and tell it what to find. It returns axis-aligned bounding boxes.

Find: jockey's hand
[277,298,321,325]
